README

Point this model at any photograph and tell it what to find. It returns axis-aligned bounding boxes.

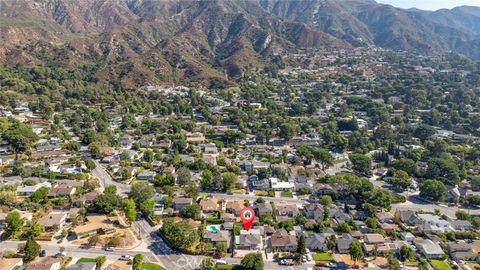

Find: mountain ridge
[1,0,480,89]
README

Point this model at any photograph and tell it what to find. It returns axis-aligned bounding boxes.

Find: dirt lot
[72,215,136,248]
[340,254,366,267]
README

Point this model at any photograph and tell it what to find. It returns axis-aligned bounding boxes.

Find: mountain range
[1,0,480,88]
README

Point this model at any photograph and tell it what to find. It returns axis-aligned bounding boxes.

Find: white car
[120,255,133,261]
[105,247,115,252]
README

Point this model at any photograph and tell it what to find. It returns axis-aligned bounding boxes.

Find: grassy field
[76,258,97,263]
[281,191,294,197]
[141,262,166,270]
[430,260,452,270]
[313,252,333,262]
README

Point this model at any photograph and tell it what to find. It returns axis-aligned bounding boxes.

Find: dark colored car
[39,250,46,257]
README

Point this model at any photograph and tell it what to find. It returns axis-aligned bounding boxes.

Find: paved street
[91,159,131,198]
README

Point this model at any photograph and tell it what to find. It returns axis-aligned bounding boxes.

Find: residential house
[203,230,231,249]
[394,209,418,225]
[447,241,477,261]
[306,233,327,251]
[137,171,156,181]
[252,160,270,170]
[363,234,389,254]
[26,257,61,270]
[276,204,300,217]
[236,229,263,250]
[38,211,67,231]
[414,239,445,259]
[73,191,99,207]
[16,182,52,196]
[48,185,76,197]
[70,215,115,239]
[416,214,452,234]
[226,200,244,215]
[304,204,324,220]
[376,211,394,224]
[251,178,270,190]
[173,197,193,211]
[337,234,354,253]
[400,232,415,242]
[450,220,473,231]
[255,202,273,216]
[199,198,218,213]
[270,178,294,191]
[270,229,297,252]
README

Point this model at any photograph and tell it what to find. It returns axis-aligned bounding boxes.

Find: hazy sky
[377,0,480,10]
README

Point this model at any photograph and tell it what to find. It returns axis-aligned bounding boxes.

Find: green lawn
[76,258,97,263]
[281,191,294,197]
[313,252,333,262]
[141,262,166,270]
[430,260,452,270]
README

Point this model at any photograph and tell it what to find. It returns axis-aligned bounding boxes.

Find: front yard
[141,262,166,270]
[430,260,452,270]
[313,252,333,262]
[281,191,294,197]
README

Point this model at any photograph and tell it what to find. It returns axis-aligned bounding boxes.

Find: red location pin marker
[240,207,255,231]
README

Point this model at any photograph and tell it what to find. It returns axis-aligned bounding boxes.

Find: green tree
[140,198,156,218]
[390,170,412,191]
[365,217,378,229]
[133,254,143,270]
[176,167,191,186]
[320,195,333,207]
[123,199,137,225]
[222,172,238,191]
[337,222,351,233]
[349,153,372,176]
[180,204,201,219]
[241,252,264,270]
[296,234,306,255]
[143,150,154,163]
[85,159,96,170]
[130,181,155,205]
[200,169,213,190]
[348,241,363,266]
[95,256,106,268]
[400,245,413,261]
[3,121,38,159]
[23,237,41,263]
[420,180,447,201]
[92,192,120,214]
[4,211,22,237]
[369,190,392,209]
[160,219,199,250]
[30,187,48,203]
[455,210,471,220]
[88,142,102,158]
[24,221,44,238]
[414,124,436,143]
[279,122,298,141]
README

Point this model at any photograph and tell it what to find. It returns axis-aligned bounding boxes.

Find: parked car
[301,255,307,263]
[120,255,133,261]
[55,252,67,257]
[327,262,338,268]
[39,250,46,257]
